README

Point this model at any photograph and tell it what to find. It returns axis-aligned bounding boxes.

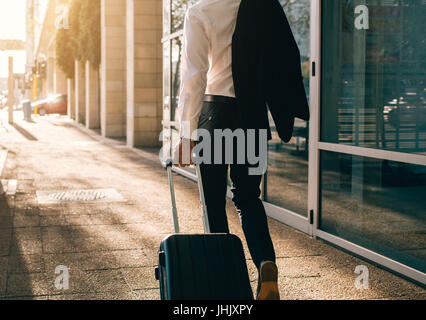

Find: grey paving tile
[8,254,45,274]
[64,214,93,226]
[112,249,158,268]
[42,238,77,254]
[0,228,12,256]
[3,295,49,300]
[46,269,130,296]
[0,215,12,229]
[120,267,158,290]
[48,290,136,300]
[0,257,7,298]
[43,251,128,272]
[13,227,41,241]
[40,215,67,227]
[6,272,49,297]
[10,239,43,255]
[132,288,161,300]
[12,213,40,228]
[0,199,14,212]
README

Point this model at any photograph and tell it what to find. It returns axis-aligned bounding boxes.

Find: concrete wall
[60,0,164,145]
[46,57,55,96]
[101,0,127,138]
[86,61,100,129]
[75,60,86,124]
[67,78,75,120]
[126,0,162,147]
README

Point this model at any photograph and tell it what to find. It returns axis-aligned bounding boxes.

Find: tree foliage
[79,0,101,67]
[69,0,83,62]
[55,0,101,78]
[55,27,75,79]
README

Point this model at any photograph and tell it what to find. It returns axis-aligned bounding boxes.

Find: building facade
[32,0,69,101]
[162,0,426,285]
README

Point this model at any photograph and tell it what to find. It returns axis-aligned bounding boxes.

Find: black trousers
[196,96,276,269]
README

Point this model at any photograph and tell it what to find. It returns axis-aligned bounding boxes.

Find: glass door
[315,0,426,284]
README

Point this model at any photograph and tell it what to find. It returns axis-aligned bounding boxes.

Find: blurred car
[32,94,67,116]
[387,104,426,131]
[384,86,426,131]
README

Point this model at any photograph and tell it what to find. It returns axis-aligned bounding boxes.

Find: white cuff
[179,120,197,140]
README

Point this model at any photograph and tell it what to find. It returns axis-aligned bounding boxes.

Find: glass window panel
[171,0,198,33]
[321,0,426,154]
[161,41,172,161]
[266,0,310,217]
[171,37,183,122]
[320,151,426,273]
[163,41,171,123]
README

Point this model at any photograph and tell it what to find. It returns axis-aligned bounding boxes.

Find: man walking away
[173,0,310,300]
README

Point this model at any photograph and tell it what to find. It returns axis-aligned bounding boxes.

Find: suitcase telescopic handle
[166,159,211,234]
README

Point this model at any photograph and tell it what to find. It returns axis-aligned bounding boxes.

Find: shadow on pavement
[12,123,38,141]
[0,193,35,299]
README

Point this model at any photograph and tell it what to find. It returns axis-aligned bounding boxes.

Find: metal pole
[166,160,180,234]
[194,165,210,234]
[8,56,14,124]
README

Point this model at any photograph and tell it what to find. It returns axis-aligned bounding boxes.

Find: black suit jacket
[232,0,310,143]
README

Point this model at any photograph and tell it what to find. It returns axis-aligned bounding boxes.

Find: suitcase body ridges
[158,234,253,300]
[156,161,253,300]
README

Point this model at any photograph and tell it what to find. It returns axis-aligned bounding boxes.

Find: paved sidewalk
[0,112,424,300]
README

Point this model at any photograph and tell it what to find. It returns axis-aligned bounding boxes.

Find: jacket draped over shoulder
[232,0,310,143]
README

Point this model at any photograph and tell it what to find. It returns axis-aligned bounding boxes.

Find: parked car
[32,94,67,116]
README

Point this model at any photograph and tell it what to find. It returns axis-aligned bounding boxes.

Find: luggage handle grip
[166,159,210,234]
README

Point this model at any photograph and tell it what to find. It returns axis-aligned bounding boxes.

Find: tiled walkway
[0,112,424,299]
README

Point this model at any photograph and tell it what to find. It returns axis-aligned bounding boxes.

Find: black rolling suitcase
[154,161,253,300]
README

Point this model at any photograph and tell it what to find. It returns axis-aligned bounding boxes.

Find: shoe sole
[257,262,280,300]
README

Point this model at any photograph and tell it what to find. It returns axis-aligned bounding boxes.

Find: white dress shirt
[177,0,242,139]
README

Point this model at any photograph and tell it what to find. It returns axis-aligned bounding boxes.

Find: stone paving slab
[0,113,424,300]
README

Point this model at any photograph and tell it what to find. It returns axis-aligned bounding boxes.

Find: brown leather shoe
[257,261,280,300]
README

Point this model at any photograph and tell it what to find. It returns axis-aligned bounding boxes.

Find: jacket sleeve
[176,7,210,140]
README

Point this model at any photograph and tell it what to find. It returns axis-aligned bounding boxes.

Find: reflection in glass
[162,41,172,161]
[280,0,310,60]
[321,0,426,154]
[171,37,183,122]
[163,41,171,122]
[266,0,310,217]
[171,0,198,33]
[320,151,426,273]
